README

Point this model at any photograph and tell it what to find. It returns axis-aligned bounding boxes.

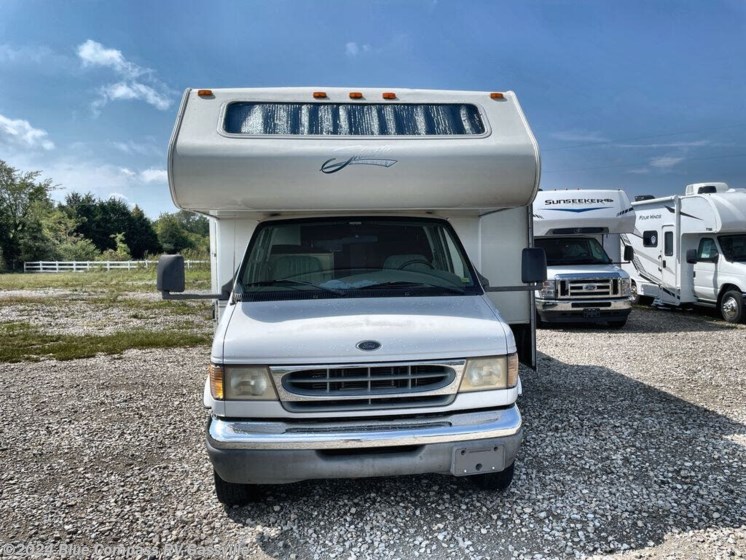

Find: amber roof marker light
[313,91,328,99]
[382,92,397,100]
[490,92,506,100]
[197,89,214,98]
[349,92,364,99]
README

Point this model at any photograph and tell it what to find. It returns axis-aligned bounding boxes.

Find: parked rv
[157,87,545,505]
[533,189,635,328]
[622,182,746,323]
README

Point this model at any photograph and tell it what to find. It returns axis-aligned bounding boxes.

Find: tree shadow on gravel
[224,356,746,559]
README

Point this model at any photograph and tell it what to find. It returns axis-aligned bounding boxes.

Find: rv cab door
[692,237,719,302]
[657,225,679,305]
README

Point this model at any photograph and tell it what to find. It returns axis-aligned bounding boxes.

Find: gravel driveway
[1,305,744,559]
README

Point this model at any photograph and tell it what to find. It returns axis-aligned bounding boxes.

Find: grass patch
[0,268,211,293]
[0,322,211,363]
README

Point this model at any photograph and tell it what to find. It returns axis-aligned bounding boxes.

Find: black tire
[608,319,627,329]
[719,289,744,323]
[213,470,258,506]
[469,462,515,491]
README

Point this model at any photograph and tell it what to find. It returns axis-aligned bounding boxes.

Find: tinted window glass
[664,232,674,256]
[238,218,480,301]
[697,238,718,260]
[224,103,486,136]
[643,231,658,247]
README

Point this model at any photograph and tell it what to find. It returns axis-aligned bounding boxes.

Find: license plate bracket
[582,308,601,318]
[451,444,505,476]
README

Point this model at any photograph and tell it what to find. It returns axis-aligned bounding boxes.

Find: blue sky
[1,0,745,217]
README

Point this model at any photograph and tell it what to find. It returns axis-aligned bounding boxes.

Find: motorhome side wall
[212,218,258,317]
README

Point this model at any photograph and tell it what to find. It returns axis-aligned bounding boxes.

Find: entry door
[658,226,678,305]
[692,237,718,302]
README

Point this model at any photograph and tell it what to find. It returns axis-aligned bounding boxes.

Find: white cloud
[108,192,130,202]
[649,156,684,169]
[77,39,173,114]
[77,40,143,79]
[345,41,373,58]
[140,168,167,183]
[617,140,711,149]
[0,114,55,150]
[94,82,171,112]
[118,167,136,178]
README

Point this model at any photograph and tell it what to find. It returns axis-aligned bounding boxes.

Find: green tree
[0,161,55,270]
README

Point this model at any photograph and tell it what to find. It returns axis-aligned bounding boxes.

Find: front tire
[213,470,258,506]
[720,290,744,323]
[469,462,515,491]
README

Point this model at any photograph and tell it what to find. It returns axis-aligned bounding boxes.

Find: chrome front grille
[271,361,463,412]
[558,278,619,299]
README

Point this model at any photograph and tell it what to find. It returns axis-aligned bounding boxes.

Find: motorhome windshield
[535,237,612,266]
[237,217,481,301]
[718,235,746,262]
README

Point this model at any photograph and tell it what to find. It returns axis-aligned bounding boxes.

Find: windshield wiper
[357,281,465,294]
[242,279,344,295]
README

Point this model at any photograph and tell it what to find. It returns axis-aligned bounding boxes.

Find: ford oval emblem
[356,340,381,351]
[583,284,597,291]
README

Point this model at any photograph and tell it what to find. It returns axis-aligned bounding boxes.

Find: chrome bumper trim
[207,406,521,450]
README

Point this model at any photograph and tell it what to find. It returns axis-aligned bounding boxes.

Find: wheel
[720,289,744,323]
[469,462,515,491]
[213,470,258,506]
[608,319,627,329]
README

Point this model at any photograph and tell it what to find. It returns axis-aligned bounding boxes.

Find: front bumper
[537,298,632,323]
[207,406,522,484]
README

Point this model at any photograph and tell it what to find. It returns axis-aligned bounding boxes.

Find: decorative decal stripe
[664,205,702,221]
[546,207,611,213]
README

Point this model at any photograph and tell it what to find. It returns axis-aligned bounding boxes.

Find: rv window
[718,235,746,262]
[224,103,486,136]
[664,232,674,257]
[697,238,718,260]
[643,231,658,247]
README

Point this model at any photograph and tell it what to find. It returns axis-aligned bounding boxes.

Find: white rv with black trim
[622,182,746,323]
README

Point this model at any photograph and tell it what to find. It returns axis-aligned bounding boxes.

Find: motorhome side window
[643,230,658,247]
[697,238,718,260]
[664,232,674,257]
[718,235,746,262]
[223,103,486,136]
[238,217,481,301]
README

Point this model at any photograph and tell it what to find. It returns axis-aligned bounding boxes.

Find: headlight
[459,354,519,392]
[620,278,632,297]
[538,279,556,299]
[209,364,278,400]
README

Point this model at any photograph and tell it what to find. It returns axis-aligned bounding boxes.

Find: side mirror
[623,245,634,262]
[522,247,547,284]
[157,255,185,293]
[686,249,698,264]
[711,251,720,263]
[476,271,490,288]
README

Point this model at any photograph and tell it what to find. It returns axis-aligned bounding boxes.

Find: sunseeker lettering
[544,198,615,205]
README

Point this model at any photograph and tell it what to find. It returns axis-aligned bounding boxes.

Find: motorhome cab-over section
[622,182,746,323]
[158,87,544,505]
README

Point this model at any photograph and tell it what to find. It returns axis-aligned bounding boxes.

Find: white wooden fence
[23,260,208,273]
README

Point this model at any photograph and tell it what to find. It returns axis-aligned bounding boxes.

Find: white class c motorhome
[157,87,545,505]
[533,189,635,327]
[622,182,746,323]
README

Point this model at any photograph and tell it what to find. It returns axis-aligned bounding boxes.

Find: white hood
[547,264,629,278]
[215,295,514,365]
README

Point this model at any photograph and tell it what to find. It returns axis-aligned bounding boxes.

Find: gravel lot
[1,298,744,559]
